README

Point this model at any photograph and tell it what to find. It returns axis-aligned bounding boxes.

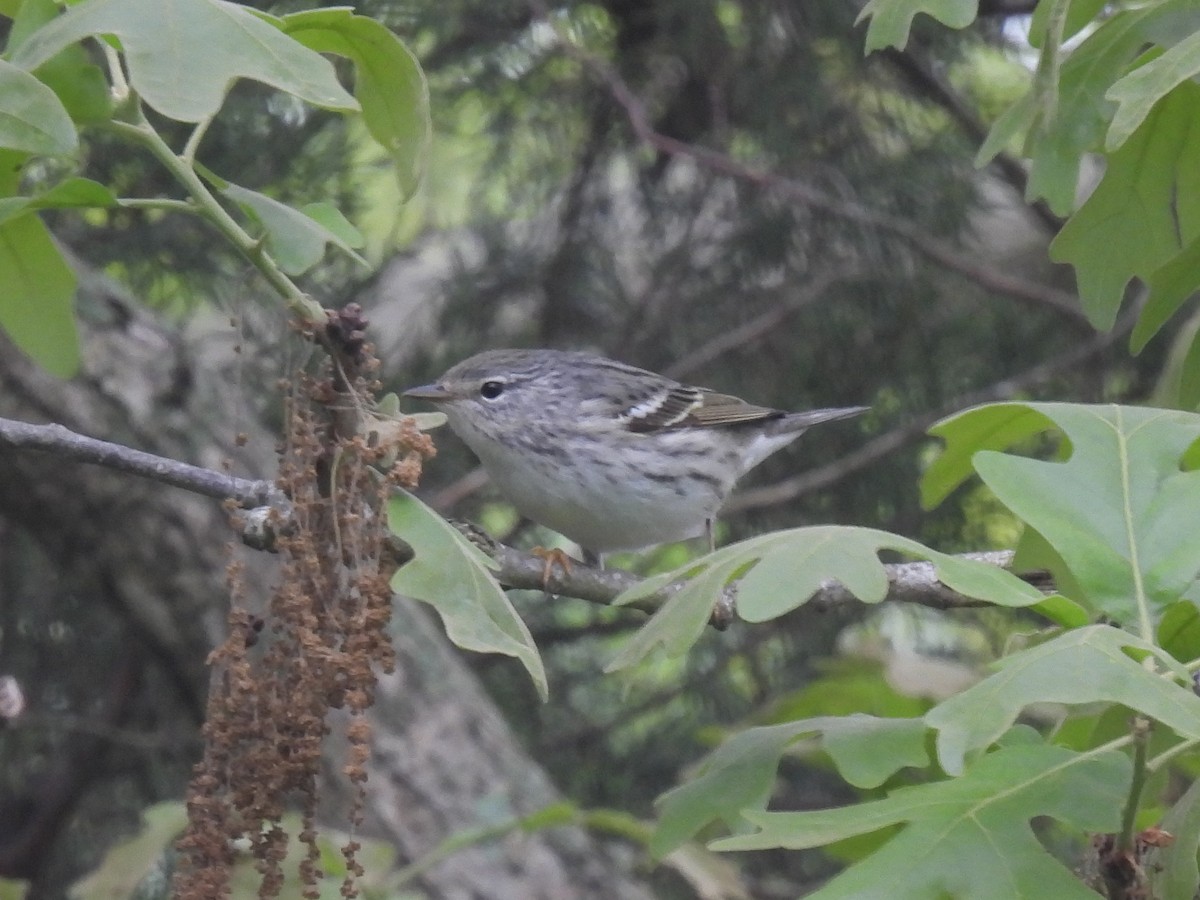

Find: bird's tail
[771,406,869,434]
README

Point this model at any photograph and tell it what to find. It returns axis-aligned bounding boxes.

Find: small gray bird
[404,349,866,556]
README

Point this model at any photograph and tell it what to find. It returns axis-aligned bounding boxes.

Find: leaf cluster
[641,403,1200,898]
[863,0,1200,401]
[0,0,431,374]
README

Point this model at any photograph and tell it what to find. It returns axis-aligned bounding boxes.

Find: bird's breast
[465,428,731,552]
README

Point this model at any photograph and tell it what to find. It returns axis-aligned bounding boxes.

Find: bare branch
[429,465,490,513]
[0,416,282,509]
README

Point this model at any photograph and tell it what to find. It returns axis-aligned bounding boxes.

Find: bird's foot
[531,546,575,589]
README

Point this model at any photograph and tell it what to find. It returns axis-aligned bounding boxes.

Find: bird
[404,349,866,560]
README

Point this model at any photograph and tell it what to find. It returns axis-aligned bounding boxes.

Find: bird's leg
[531,546,574,588]
[705,517,716,553]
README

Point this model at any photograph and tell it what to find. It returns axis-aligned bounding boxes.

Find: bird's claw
[531,546,574,589]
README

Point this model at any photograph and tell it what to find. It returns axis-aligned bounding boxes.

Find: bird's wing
[623,386,781,432]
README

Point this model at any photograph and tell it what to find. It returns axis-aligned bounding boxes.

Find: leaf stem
[105,110,326,326]
[100,42,130,106]
[1117,717,1151,854]
[1032,0,1070,139]
[182,117,213,167]
[1146,735,1200,774]
[115,198,198,213]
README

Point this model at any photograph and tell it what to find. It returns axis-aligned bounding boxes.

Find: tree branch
[486,540,1050,620]
[0,417,282,509]
[0,417,1053,621]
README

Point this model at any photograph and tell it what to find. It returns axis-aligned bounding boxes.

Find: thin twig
[664,267,860,380]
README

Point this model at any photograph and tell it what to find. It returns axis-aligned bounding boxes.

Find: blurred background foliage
[1,0,1168,896]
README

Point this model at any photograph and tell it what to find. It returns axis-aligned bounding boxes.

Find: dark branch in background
[663,266,861,379]
[728,307,1136,513]
[531,3,1088,326]
[878,47,1063,234]
[429,465,491,514]
[0,416,1052,621]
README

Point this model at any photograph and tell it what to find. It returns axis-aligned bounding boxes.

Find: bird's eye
[480,380,505,400]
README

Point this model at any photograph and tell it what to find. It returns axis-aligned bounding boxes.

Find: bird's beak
[403,383,451,402]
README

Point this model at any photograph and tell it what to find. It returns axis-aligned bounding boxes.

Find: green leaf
[0,207,80,378]
[9,0,112,125]
[8,0,59,47]
[925,625,1200,775]
[1158,601,1200,666]
[979,4,1193,216]
[765,657,931,722]
[714,743,1129,900]
[855,0,977,53]
[1050,83,1200,328]
[28,49,111,126]
[1107,30,1200,149]
[1027,0,1107,49]
[0,58,76,155]
[1022,12,1147,214]
[925,402,1200,626]
[922,402,1056,509]
[652,716,928,857]
[278,9,431,200]
[222,184,368,275]
[1181,330,1200,411]
[975,88,1036,167]
[32,176,116,209]
[979,14,1134,213]
[9,0,358,124]
[1137,235,1200,353]
[607,525,1046,672]
[298,201,364,249]
[1010,517,1089,602]
[1027,591,1091,627]
[0,177,117,228]
[387,490,547,701]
